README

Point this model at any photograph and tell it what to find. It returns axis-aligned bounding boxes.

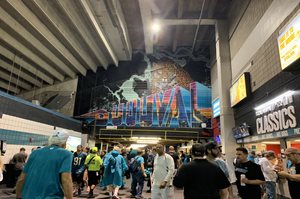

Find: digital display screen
[233,124,251,139]
[212,98,220,118]
[278,13,300,70]
[230,73,249,107]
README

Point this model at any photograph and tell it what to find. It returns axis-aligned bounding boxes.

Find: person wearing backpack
[130,149,147,199]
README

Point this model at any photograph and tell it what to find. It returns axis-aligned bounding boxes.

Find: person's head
[152,146,157,155]
[285,147,300,164]
[169,146,175,152]
[236,147,249,163]
[250,151,256,157]
[264,150,276,160]
[91,147,98,154]
[155,144,164,156]
[20,147,26,153]
[191,143,205,158]
[77,145,83,153]
[84,146,90,153]
[48,129,69,148]
[100,151,106,156]
[137,149,143,156]
[113,145,121,153]
[205,141,221,158]
[257,152,262,158]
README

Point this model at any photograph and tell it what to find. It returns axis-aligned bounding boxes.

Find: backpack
[129,157,140,173]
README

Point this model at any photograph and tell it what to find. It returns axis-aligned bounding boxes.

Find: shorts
[88,171,99,186]
[72,172,84,185]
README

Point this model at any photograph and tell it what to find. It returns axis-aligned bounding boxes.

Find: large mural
[77,52,212,128]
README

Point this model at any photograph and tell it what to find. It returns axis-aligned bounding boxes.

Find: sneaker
[87,191,94,198]
[77,188,81,196]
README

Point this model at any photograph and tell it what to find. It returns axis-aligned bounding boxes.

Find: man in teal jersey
[15,129,73,199]
[72,145,87,196]
[85,146,102,198]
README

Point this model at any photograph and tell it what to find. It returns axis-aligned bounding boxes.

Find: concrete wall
[18,78,78,116]
[229,0,300,84]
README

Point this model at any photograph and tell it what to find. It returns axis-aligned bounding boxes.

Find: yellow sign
[230,74,247,107]
[278,14,300,70]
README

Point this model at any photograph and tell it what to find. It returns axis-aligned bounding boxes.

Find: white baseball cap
[48,129,69,145]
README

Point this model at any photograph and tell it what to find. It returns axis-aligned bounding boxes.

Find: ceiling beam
[25,0,97,72]
[138,0,153,54]
[0,6,76,79]
[157,19,216,26]
[0,79,20,94]
[0,45,51,86]
[80,0,119,66]
[172,0,185,52]
[0,70,32,90]
[4,0,87,76]
[55,0,108,69]
[0,28,64,81]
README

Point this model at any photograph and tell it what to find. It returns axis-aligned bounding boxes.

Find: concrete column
[215,20,237,182]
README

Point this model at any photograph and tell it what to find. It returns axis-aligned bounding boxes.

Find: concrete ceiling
[0,0,231,95]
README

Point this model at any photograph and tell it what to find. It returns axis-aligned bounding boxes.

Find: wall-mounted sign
[212,98,220,118]
[255,90,297,135]
[278,13,300,70]
[230,73,251,107]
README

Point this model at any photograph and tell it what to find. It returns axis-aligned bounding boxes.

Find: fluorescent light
[130,137,161,140]
[137,140,159,144]
[254,90,295,111]
[294,140,300,142]
[129,144,147,149]
[262,141,280,144]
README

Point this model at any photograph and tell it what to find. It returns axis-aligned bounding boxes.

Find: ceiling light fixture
[254,90,295,111]
[151,20,161,34]
[129,144,147,149]
[136,140,159,144]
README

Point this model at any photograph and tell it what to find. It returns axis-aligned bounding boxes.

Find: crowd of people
[0,130,299,199]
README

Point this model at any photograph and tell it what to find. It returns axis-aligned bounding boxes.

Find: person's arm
[277,171,300,181]
[164,155,175,183]
[241,178,264,185]
[140,162,147,177]
[219,188,228,199]
[16,172,26,199]
[61,172,73,199]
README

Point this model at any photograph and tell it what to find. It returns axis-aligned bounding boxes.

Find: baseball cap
[48,129,69,145]
[91,147,98,153]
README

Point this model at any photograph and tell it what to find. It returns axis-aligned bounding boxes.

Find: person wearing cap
[84,146,103,198]
[15,129,73,199]
[173,143,230,199]
[205,141,234,199]
[234,147,265,199]
[277,147,300,199]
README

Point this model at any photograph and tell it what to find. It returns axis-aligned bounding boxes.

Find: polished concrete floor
[0,182,241,199]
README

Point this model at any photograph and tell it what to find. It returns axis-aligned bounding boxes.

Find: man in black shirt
[173,143,230,199]
[278,147,300,199]
[234,147,265,199]
[168,146,179,169]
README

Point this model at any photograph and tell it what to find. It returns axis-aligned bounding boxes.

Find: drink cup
[240,174,246,186]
